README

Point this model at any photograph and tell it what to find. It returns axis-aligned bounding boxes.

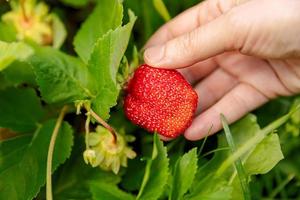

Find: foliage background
[0,0,300,199]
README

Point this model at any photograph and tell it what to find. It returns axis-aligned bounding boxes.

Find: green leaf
[53,136,120,200]
[52,14,67,49]
[90,182,135,200]
[229,133,285,200]
[152,0,171,22]
[0,41,33,71]
[73,0,123,63]
[217,115,284,199]
[0,135,32,173]
[0,120,73,200]
[217,111,292,176]
[137,134,169,200]
[185,174,232,200]
[29,47,96,104]
[0,88,44,132]
[0,73,13,90]
[189,114,287,199]
[89,11,136,120]
[227,134,283,199]
[221,114,251,200]
[245,133,284,175]
[0,22,16,42]
[120,158,146,192]
[170,148,198,200]
[2,61,36,86]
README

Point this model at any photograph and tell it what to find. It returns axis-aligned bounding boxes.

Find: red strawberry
[124,64,198,138]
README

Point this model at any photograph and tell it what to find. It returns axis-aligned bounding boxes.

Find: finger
[216,52,292,97]
[193,68,238,114]
[144,12,236,69]
[145,0,236,48]
[184,83,269,140]
[159,135,173,141]
[145,4,202,48]
[178,58,217,85]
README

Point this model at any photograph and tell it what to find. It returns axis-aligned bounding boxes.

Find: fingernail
[144,45,165,65]
[159,135,173,141]
[184,124,203,141]
[184,123,213,141]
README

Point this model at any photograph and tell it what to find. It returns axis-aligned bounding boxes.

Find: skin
[143,0,300,140]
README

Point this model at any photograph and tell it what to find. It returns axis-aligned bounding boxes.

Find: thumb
[144,13,238,69]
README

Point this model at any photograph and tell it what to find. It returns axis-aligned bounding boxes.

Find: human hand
[143,0,300,140]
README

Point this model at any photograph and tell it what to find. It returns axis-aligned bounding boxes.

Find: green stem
[137,134,159,199]
[89,109,117,144]
[216,110,293,176]
[221,114,251,200]
[152,0,171,22]
[269,174,294,198]
[46,105,69,200]
[137,159,152,200]
[85,112,91,149]
[198,125,213,156]
[200,147,230,158]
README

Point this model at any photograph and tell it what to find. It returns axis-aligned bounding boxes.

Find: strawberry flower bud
[83,126,136,174]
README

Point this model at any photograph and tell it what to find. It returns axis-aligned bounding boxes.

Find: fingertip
[144,45,165,67]
[184,115,220,140]
[159,134,174,141]
[184,123,208,141]
[184,131,201,141]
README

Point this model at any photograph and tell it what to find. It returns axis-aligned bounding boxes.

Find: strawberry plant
[0,0,300,200]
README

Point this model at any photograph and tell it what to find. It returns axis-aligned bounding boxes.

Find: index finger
[145,0,236,48]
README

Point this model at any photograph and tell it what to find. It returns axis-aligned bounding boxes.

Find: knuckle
[284,76,300,94]
[224,9,245,50]
[225,8,240,31]
[174,32,196,57]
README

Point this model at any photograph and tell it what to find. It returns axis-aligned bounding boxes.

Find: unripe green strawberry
[124,64,198,138]
[83,126,136,174]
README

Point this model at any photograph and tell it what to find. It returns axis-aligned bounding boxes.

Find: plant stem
[152,0,171,22]
[200,147,230,158]
[46,105,69,200]
[85,112,91,149]
[198,125,213,156]
[269,174,295,198]
[89,109,117,144]
[216,109,295,176]
[221,114,251,200]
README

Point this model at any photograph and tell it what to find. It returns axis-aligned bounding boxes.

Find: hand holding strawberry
[144,0,300,140]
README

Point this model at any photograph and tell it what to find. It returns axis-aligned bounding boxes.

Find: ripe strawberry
[124,64,198,138]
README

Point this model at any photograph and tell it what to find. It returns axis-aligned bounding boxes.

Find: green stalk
[216,108,296,176]
[269,174,295,198]
[198,125,213,156]
[46,105,69,200]
[85,112,91,149]
[152,0,171,22]
[137,134,159,199]
[200,147,230,158]
[221,114,251,200]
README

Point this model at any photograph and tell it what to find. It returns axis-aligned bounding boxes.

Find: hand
[143,0,300,140]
